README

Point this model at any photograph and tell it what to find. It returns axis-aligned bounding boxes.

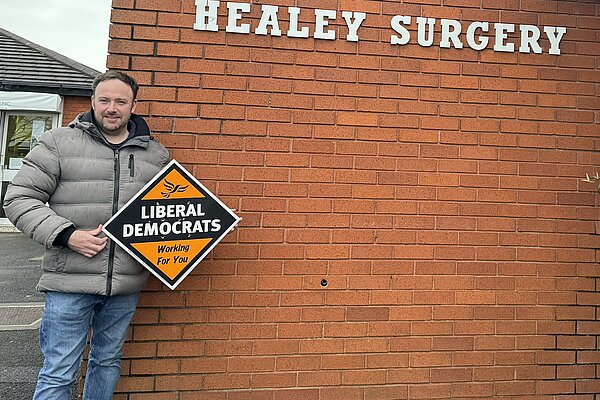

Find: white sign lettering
[194,0,567,55]
[226,2,250,34]
[288,7,309,38]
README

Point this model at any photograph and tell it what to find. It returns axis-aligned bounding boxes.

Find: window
[3,114,54,169]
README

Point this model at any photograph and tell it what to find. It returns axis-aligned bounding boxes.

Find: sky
[0,0,112,72]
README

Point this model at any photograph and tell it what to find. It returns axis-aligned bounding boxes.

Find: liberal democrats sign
[103,160,241,290]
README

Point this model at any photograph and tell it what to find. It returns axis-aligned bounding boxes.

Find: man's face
[91,79,137,138]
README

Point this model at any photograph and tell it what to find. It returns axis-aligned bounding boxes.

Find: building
[0,28,99,224]
[103,0,600,398]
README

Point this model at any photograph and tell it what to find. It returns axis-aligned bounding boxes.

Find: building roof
[0,28,101,96]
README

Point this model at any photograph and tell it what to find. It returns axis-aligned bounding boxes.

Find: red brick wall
[62,95,90,125]
[108,0,600,398]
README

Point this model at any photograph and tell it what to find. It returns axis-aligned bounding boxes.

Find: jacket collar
[70,111,151,149]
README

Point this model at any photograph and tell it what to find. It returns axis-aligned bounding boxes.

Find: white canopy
[0,91,63,112]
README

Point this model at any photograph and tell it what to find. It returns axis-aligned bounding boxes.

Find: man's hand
[67,225,108,258]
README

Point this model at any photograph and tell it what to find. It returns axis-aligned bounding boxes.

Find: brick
[314,96,356,111]
[343,369,386,385]
[337,112,378,126]
[322,354,366,371]
[344,338,389,353]
[557,335,597,350]
[364,385,409,400]
[321,387,364,400]
[130,393,177,400]
[110,24,133,39]
[114,376,154,393]
[347,307,390,322]
[271,94,314,110]
[203,373,251,390]
[294,110,336,125]
[111,9,157,25]
[273,389,320,400]
[247,107,292,122]
[453,352,494,366]
[557,365,595,379]
[227,62,271,78]
[538,350,577,365]
[495,381,536,396]
[324,322,367,337]
[297,371,341,387]
[472,366,514,382]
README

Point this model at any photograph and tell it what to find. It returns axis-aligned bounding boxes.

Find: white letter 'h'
[194,0,220,31]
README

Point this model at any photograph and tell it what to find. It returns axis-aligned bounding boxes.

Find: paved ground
[0,233,45,304]
[0,233,44,399]
[0,330,42,398]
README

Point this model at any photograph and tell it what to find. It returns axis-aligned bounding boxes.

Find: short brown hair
[92,70,139,100]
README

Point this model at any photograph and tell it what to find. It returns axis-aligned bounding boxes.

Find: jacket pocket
[42,246,68,273]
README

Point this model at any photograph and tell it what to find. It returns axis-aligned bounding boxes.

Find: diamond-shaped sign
[103,160,240,290]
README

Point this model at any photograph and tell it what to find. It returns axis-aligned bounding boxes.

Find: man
[3,70,169,399]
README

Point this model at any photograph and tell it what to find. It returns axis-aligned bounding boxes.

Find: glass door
[1,112,57,219]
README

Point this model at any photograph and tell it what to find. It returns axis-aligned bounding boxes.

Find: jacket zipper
[107,150,120,295]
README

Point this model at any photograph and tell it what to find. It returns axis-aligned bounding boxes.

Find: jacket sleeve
[3,130,74,248]
[156,138,171,167]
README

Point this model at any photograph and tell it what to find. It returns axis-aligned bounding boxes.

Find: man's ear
[131,99,138,113]
[91,96,95,111]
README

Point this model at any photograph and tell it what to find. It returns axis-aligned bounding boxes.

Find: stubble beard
[95,111,129,138]
[101,118,128,137]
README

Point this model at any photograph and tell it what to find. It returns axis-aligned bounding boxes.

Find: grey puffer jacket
[3,112,169,295]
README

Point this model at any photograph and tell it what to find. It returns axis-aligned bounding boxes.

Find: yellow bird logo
[161,179,188,198]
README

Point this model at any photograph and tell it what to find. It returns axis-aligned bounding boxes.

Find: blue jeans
[33,291,139,400]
